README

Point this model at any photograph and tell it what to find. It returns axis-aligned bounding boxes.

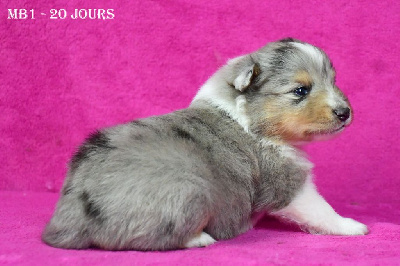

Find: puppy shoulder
[259,139,313,171]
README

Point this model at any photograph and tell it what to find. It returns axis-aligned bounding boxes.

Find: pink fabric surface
[1,0,399,264]
[1,191,399,265]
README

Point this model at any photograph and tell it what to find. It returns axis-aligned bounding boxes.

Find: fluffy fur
[42,38,368,251]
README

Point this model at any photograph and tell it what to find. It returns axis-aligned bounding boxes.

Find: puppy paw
[307,217,368,235]
[184,232,216,248]
[334,217,369,235]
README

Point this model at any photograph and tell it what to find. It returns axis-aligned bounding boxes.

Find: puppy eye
[293,86,310,97]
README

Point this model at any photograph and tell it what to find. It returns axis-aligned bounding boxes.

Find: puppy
[42,38,368,251]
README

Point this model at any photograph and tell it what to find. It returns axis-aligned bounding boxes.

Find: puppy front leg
[273,177,368,235]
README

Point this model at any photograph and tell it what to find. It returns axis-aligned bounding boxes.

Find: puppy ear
[279,37,298,43]
[233,63,261,92]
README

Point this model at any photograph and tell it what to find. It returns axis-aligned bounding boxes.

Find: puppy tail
[42,195,91,249]
[42,223,91,249]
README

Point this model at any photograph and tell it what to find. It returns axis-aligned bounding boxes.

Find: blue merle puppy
[42,38,368,251]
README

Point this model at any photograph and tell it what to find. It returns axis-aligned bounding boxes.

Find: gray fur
[43,39,345,250]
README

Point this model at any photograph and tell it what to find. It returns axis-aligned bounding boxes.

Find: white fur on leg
[184,232,216,248]
[272,176,368,235]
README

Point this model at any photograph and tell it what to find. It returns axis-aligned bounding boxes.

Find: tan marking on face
[261,91,341,142]
[294,70,313,87]
[302,91,333,125]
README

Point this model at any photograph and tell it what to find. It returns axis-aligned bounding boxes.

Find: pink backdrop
[1,0,399,264]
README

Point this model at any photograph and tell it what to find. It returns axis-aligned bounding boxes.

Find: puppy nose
[333,107,351,122]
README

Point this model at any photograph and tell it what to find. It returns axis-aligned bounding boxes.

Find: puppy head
[229,38,352,144]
